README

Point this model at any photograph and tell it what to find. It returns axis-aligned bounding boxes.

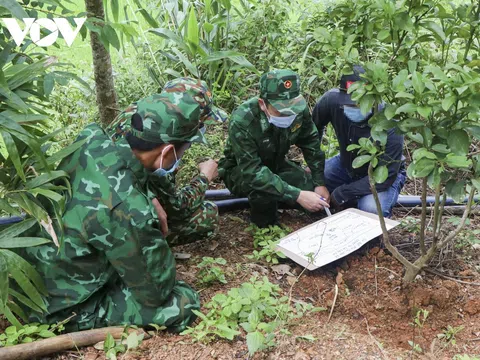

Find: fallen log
[0,326,145,360]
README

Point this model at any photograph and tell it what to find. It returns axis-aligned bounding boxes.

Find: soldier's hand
[152,198,168,236]
[198,159,218,182]
[297,190,330,212]
[314,186,330,204]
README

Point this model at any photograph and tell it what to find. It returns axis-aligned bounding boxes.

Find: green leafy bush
[247,225,290,264]
[197,257,228,286]
[182,276,325,355]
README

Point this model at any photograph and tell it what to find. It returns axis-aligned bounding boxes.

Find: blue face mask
[263,102,297,128]
[344,106,372,123]
[153,146,181,177]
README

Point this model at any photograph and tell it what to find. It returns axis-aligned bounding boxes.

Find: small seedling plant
[182,276,325,356]
[246,225,291,264]
[103,326,144,360]
[197,257,228,286]
[408,308,429,354]
[438,325,464,347]
[0,322,63,347]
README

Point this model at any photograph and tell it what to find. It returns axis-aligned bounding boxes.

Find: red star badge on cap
[284,80,292,89]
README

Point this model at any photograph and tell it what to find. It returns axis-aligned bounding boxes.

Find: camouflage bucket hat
[163,77,227,122]
[259,69,306,115]
[130,92,207,144]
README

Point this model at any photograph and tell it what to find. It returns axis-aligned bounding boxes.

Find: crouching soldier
[219,70,330,227]
[108,77,224,245]
[17,92,210,332]
[312,65,406,217]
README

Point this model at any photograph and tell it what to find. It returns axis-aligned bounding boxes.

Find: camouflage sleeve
[229,120,301,204]
[147,173,208,220]
[94,192,177,308]
[295,108,325,187]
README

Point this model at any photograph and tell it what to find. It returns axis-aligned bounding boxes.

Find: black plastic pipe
[205,189,478,213]
[0,192,477,224]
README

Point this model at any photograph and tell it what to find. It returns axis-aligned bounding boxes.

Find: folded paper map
[276,208,399,270]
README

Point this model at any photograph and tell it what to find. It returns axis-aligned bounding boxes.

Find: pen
[319,196,332,217]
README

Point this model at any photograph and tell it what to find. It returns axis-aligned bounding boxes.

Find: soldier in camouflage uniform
[219,70,330,227]
[107,77,224,245]
[17,92,211,332]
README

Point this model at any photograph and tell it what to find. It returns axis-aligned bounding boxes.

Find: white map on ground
[276,208,399,270]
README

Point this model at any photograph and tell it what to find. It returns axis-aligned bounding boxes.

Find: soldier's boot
[249,199,278,228]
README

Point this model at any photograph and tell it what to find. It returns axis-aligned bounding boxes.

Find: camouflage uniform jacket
[220,97,325,204]
[23,123,178,317]
[147,173,209,221]
[106,107,209,222]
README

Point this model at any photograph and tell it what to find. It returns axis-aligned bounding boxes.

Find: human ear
[153,144,175,170]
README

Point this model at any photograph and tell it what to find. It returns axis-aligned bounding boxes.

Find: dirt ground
[48,209,480,360]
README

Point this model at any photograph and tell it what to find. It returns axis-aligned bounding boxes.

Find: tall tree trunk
[85,0,118,126]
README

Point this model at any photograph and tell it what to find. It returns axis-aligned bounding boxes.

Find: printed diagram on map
[276,208,399,270]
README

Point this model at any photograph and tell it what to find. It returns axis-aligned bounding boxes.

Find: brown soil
[46,209,480,360]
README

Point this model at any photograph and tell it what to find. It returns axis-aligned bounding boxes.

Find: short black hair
[126,113,163,151]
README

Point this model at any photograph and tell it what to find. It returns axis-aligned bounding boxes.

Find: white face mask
[153,146,181,177]
[260,100,297,128]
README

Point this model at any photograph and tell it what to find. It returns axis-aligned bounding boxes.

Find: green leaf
[0,254,8,306]
[411,158,436,178]
[149,28,190,53]
[0,237,50,249]
[413,148,436,161]
[401,118,424,128]
[45,138,88,168]
[373,165,388,184]
[446,180,466,203]
[186,6,199,53]
[246,331,265,355]
[417,106,431,119]
[43,74,55,97]
[126,332,139,350]
[442,96,456,111]
[444,154,472,168]
[395,103,417,115]
[0,199,20,216]
[395,92,415,99]
[2,249,47,296]
[352,155,372,169]
[471,178,480,191]
[431,144,450,154]
[384,105,397,120]
[1,131,25,182]
[201,51,258,72]
[25,171,68,190]
[378,29,390,41]
[8,288,43,313]
[7,262,46,311]
[102,25,120,51]
[0,219,36,241]
[0,0,29,19]
[111,0,120,22]
[447,130,469,155]
[359,95,374,116]
[422,21,446,41]
[411,72,425,94]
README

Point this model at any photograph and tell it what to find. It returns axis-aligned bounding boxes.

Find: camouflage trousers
[224,160,314,227]
[167,200,219,246]
[34,278,200,333]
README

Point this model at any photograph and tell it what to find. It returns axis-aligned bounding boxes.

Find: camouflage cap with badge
[110,92,207,145]
[163,77,227,122]
[259,69,307,116]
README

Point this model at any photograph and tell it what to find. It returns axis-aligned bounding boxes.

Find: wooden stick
[0,327,144,360]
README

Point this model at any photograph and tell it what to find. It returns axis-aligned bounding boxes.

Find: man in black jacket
[312,65,406,217]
